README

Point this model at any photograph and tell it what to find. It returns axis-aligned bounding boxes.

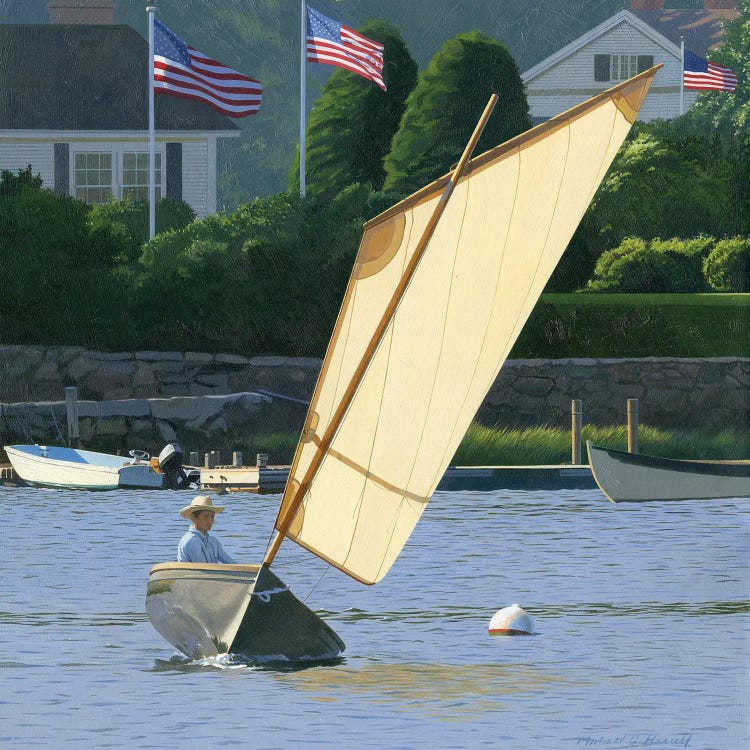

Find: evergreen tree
[288,20,417,200]
[383,31,530,196]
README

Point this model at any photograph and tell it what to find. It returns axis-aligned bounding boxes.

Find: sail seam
[429,145,523,489]
[341,209,420,570]
[373,169,473,581]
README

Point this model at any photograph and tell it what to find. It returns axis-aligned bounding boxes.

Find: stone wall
[0,346,320,403]
[0,346,746,458]
[481,357,749,430]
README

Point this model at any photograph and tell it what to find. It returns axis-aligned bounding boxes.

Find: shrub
[586,236,716,293]
[0,167,134,347]
[703,237,750,292]
[88,198,196,264]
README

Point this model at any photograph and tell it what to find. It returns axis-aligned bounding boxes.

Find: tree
[682,0,749,147]
[289,20,417,200]
[135,186,370,356]
[383,31,530,196]
[545,126,743,291]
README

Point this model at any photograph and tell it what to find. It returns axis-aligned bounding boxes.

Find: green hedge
[703,238,750,292]
[511,293,749,358]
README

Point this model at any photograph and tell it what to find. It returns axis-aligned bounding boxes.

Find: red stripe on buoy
[489,628,532,636]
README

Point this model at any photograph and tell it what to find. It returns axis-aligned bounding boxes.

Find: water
[1,486,747,749]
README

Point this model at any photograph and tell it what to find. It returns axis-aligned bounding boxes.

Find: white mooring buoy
[488,603,535,636]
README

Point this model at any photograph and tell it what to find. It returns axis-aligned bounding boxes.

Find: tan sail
[274,69,659,585]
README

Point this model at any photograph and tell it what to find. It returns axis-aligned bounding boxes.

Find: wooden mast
[263,93,499,569]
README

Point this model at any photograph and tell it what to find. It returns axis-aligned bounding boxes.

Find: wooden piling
[232,451,243,467]
[189,451,199,467]
[65,387,79,446]
[571,399,582,464]
[627,398,639,454]
[256,453,268,469]
[204,452,215,469]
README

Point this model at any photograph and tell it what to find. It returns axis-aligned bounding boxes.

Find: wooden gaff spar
[146,67,660,662]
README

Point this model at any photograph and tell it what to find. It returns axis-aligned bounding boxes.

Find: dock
[199,464,597,494]
[0,464,21,486]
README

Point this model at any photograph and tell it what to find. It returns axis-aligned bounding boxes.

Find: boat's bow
[146,563,344,661]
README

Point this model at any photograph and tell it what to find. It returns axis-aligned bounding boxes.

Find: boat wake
[152,651,345,673]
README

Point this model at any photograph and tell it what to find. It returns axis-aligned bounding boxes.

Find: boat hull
[4,445,163,490]
[587,441,750,502]
[146,563,345,662]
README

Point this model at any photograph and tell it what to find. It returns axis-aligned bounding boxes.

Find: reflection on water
[1,486,747,748]
[280,661,575,710]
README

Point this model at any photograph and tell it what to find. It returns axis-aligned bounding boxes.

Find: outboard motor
[158,443,191,489]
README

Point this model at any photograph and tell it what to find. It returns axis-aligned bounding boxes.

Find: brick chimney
[630,0,665,9]
[48,0,114,25]
[704,0,737,9]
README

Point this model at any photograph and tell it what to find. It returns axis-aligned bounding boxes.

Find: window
[71,148,163,205]
[594,54,610,82]
[122,152,162,203]
[74,152,112,204]
[594,54,654,83]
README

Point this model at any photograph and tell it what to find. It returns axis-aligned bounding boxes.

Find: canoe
[4,444,182,490]
[587,441,750,503]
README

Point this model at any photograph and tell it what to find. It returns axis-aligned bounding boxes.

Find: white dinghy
[5,443,193,490]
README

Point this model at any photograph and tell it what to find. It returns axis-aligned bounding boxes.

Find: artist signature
[575,735,692,748]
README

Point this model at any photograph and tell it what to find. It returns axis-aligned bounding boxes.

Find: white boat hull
[4,445,164,490]
[587,442,750,503]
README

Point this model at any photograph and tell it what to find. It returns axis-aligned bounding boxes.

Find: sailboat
[146,67,660,661]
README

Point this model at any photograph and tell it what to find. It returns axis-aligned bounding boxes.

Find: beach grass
[248,424,749,468]
[451,423,750,466]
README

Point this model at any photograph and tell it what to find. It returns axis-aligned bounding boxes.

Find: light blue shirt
[177,527,236,564]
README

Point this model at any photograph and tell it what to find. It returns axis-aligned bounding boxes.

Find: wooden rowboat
[587,441,750,503]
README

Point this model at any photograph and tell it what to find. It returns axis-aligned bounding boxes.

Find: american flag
[153,19,262,118]
[306,5,386,90]
[683,50,737,92]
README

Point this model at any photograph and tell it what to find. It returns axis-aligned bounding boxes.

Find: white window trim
[610,54,639,82]
[70,143,165,204]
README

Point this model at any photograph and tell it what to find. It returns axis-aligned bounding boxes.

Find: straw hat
[180,495,225,520]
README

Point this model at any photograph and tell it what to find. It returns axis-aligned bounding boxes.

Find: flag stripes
[153,19,262,118]
[683,50,738,93]
[306,6,386,90]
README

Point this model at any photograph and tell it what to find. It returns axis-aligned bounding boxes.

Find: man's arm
[215,540,236,564]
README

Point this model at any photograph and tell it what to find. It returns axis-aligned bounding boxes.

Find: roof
[523,10,677,83]
[631,8,738,57]
[0,24,238,132]
[522,7,736,83]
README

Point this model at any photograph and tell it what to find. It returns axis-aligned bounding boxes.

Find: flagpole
[680,36,684,116]
[300,0,306,198]
[147,6,156,240]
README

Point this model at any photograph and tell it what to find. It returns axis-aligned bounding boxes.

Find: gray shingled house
[522,0,738,124]
[0,0,238,217]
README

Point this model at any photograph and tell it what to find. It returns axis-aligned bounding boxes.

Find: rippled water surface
[1,486,747,749]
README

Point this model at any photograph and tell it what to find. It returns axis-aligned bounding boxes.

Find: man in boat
[177,495,237,564]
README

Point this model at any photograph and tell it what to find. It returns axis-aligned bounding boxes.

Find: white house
[523,0,739,123]
[0,0,239,218]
